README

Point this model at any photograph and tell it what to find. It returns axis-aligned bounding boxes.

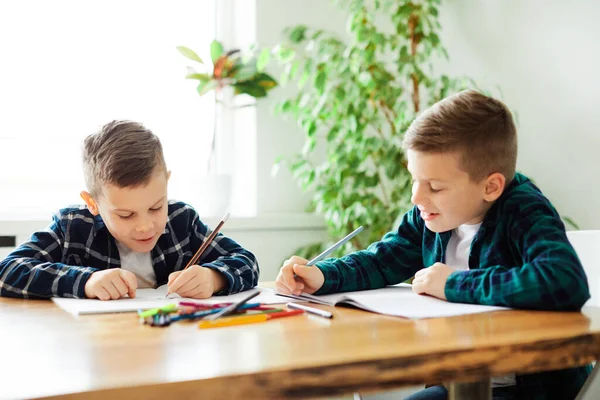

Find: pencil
[204,290,261,320]
[166,212,230,297]
[198,309,304,329]
[185,212,230,269]
[306,226,364,266]
[287,302,333,319]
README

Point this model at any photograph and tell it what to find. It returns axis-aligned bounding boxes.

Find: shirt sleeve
[0,214,96,299]
[189,214,259,295]
[445,202,590,311]
[315,206,424,294]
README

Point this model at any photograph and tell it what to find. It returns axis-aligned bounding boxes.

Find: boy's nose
[411,186,428,206]
[136,220,154,233]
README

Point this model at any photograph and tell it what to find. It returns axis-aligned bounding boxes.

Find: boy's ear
[80,191,99,216]
[167,170,171,181]
[483,173,506,202]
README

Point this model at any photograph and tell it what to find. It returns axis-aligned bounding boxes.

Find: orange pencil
[198,309,304,329]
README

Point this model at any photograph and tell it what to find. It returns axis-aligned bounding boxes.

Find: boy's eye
[150,206,163,212]
[118,214,133,220]
[430,186,442,193]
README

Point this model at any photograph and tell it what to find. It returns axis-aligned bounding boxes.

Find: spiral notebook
[277,283,509,319]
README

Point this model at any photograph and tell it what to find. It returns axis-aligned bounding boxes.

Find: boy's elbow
[546,276,590,312]
[563,268,591,311]
[566,286,591,311]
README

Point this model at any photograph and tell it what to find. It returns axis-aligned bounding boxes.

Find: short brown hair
[403,90,517,182]
[82,120,166,197]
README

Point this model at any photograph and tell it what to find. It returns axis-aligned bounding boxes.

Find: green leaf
[210,40,224,64]
[254,72,278,90]
[257,48,271,71]
[232,82,267,98]
[196,80,217,96]
[176,46,204,64]
[276,45,296,63]
[185,72,211,81]
[288,25,308,43]
[232,63,258,82]
[563,216,580,230]
[276,99,293,114]
[314,70,327,94]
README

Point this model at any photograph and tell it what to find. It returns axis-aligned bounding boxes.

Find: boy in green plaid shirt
[276,90,590,400]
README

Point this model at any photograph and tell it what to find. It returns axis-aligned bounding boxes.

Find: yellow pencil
[198,309,304,329]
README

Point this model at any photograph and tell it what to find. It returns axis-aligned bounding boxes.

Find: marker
[137,303,178,319]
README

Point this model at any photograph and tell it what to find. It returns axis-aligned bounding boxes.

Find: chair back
[567,230,600,307]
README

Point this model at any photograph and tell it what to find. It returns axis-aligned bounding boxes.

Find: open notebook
[277,283,509,319]
[52,285,293,316]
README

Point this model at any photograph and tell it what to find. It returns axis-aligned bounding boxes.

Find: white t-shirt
[116,241,157,289]
[445,223,516,388]
[444,223,481,271]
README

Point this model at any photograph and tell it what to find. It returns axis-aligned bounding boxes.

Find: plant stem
[377,170,390,207]
[378,100,397,135]
[408,11,421,113]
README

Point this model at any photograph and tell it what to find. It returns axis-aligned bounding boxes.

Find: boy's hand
[412,262,454,300]
[275,256,325,295]
[84,269,138,300]
[167,265,226,299]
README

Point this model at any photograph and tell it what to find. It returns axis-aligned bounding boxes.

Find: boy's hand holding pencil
[166,212,230,299]
[276,226,364,296]
[167,266,226,299]
[276,256,325,296]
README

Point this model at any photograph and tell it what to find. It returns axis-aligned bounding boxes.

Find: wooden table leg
[448,379,491,400]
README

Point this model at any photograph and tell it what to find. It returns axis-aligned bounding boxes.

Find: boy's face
[83,168,170,252]
[407,150,502,233]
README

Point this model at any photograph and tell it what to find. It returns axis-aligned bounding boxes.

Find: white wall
[255,0,348,214]
[437,0,600,229]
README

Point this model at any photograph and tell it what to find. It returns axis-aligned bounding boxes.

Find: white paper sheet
[279,284,509,319]
[52,286,292,316]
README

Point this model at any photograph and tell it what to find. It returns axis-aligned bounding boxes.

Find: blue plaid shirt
[315,173,591,399]
[0,201,259,299]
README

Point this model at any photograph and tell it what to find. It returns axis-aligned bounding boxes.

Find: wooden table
[1,293,600,400]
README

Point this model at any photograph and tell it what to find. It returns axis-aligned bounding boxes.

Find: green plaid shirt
[315,173,591,399]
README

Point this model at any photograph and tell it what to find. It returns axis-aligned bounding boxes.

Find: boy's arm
[314,206,424,295]
[445,203,590,311]
[190,216,259,295]
[0,215,96,299]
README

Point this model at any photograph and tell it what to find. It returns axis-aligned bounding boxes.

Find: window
[0,0,219,218]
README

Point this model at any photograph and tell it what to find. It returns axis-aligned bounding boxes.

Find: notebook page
[52,286,292,315]
[278,284,508,319]
[336,285,508,319]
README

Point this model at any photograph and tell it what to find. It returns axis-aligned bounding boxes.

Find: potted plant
[177,40,277,215]
[270,0,480,257]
